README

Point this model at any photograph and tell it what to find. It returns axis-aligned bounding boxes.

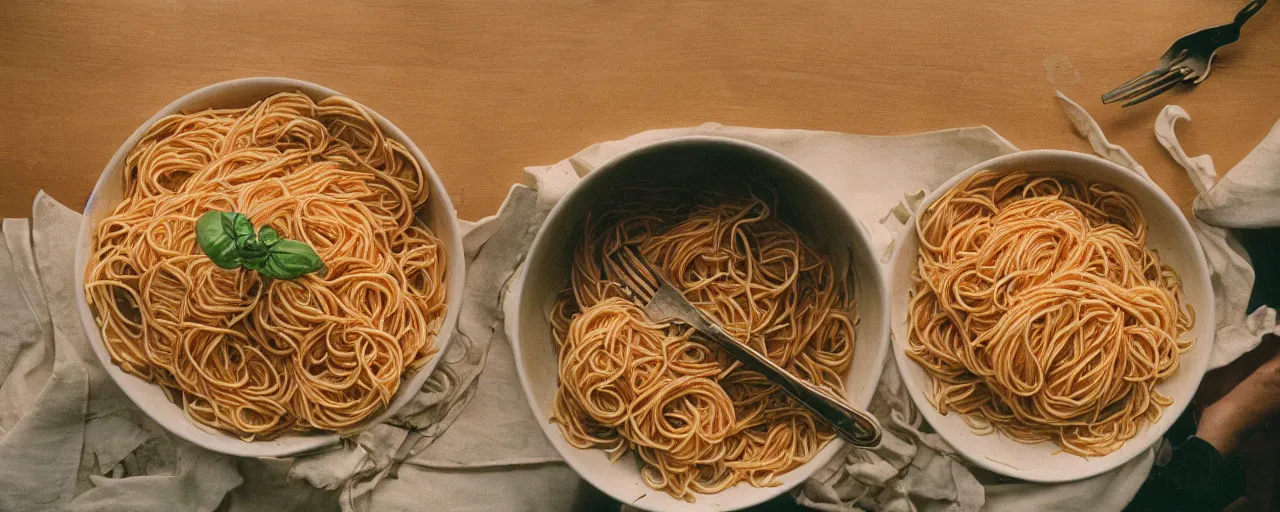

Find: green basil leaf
[195,210,323,281]
[196,211,244,269]
[239,237,270,270]
[258,240,325,280]
[219,211,255,247]
[258,226,280,246]
[240,238,267,255]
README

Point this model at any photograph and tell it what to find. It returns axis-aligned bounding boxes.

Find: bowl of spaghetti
[510,136,890,511]
[74,77,465,457]
[888,150,1214,482]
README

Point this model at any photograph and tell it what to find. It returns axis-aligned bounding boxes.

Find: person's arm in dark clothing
[1128,334,1280,512]
[1127,433,1244,512]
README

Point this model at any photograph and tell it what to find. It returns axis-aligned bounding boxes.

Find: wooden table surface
[2,0,1278,221]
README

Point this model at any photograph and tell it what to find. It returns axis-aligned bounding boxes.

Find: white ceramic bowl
[510,136,891,511]
[887,150,1214,482]
[74,77,466,458]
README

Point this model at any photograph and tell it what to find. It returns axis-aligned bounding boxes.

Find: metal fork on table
[606,245,883,448]
[1102,0,1267,107]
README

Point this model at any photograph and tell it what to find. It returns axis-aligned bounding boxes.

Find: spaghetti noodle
[85,92,447,440]
[906,170,1193,456]
[550,190,857,501]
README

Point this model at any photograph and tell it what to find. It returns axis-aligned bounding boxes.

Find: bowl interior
[74,78,465,458]
[887,150,1214,482]
[513,136,890,511]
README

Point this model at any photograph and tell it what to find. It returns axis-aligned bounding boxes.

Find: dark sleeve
[1125,436,1244,512]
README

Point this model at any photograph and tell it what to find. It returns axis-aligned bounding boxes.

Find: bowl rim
[886,148,1215,483]
[73,76,466,458]
[509,134,891,510]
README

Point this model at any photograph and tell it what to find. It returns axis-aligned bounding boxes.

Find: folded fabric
[1193,118,1280,228]
[1155,106,1280,369]
[0,196,249,512]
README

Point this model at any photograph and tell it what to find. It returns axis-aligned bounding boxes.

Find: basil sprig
[195,211,325,280]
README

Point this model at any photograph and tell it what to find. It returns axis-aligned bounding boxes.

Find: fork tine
[605,252,641,297]
[1102,67,1168,103]
[1102,66,1184,104]
[1104,67,1186,104]
[1120,71,1191,107]
[607,245,659,301]
[1109,68,1190,107]
[621,246,662,294]
[1102,50,1190,103]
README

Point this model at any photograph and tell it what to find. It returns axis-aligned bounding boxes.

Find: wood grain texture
[2,0,1278,220]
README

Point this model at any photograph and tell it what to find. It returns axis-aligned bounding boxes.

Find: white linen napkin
[0,196,252,512]
[1191,118,1280,228]
[1154,107,1280,368]
[1,94,1275,511]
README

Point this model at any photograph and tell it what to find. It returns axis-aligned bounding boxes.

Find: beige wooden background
[2,0,1278,220]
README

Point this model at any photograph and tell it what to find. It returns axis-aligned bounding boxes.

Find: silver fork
[1102,0,1267,107]
[606,245,883,448]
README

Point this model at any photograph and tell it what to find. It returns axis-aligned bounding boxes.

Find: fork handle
[1236,0,1267,28]
[691,312,883,448]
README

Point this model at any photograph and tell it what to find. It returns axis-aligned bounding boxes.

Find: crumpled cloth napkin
[0,195,333,512]
[1154,106,1280,368]
[2,92,1276,511]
